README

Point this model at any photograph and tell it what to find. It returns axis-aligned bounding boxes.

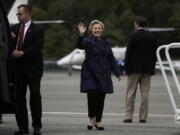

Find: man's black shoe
[14,130,29,135]
[33,128,41,135]
[139,119,146,123]
[123,119,132,123]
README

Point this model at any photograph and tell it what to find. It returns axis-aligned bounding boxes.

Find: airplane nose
[56,49,85,67]
[57,58,68,66]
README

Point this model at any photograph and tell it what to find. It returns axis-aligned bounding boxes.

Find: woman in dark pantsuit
[77,20,122,130]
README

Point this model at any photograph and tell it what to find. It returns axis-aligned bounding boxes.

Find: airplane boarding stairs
[156,43,180,124]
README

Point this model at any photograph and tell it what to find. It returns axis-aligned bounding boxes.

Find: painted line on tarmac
[41,112,174,117]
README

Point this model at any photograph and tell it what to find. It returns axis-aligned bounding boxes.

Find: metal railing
[156,43,180,122]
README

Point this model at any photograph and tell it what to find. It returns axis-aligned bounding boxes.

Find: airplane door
[0,0,15,113]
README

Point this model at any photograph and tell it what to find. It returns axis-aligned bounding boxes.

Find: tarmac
[1,71,180,135]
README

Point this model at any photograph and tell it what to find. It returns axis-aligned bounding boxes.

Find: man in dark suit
[11,4,44,135]
[123,16,157,123]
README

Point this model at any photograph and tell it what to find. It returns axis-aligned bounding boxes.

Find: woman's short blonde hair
[88,19,105,36]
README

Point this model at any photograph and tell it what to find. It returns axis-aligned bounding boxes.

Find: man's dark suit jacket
[11,22,44,78]
[124,29,157,75]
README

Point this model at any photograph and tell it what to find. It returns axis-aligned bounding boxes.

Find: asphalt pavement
[0,71,180,135]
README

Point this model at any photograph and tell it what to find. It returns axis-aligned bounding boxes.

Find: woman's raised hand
[77,22,87,36]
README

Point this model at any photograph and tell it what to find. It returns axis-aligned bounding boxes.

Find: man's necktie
[17,23,25,50]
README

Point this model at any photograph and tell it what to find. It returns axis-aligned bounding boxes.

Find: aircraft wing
[34,20,65,24]
[145,27,176,32]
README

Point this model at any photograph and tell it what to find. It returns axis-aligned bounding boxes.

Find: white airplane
[57,46,180,75]
[57,47,126,69]
[57,47,126,75]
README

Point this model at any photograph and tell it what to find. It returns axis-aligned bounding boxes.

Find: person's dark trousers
[15,73,42,131]
[87,91,105,122]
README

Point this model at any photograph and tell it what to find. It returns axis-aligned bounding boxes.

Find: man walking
[123,16,157,123]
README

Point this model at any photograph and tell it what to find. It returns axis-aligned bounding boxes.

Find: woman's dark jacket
[77,36,122,94]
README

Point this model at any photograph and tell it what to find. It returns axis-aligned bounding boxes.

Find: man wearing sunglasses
[11,4,44,135]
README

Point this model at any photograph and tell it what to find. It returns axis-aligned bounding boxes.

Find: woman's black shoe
[87,124,93,130]
[95,124,104,130]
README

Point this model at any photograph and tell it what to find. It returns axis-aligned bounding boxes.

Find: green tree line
[4,0,180,60]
